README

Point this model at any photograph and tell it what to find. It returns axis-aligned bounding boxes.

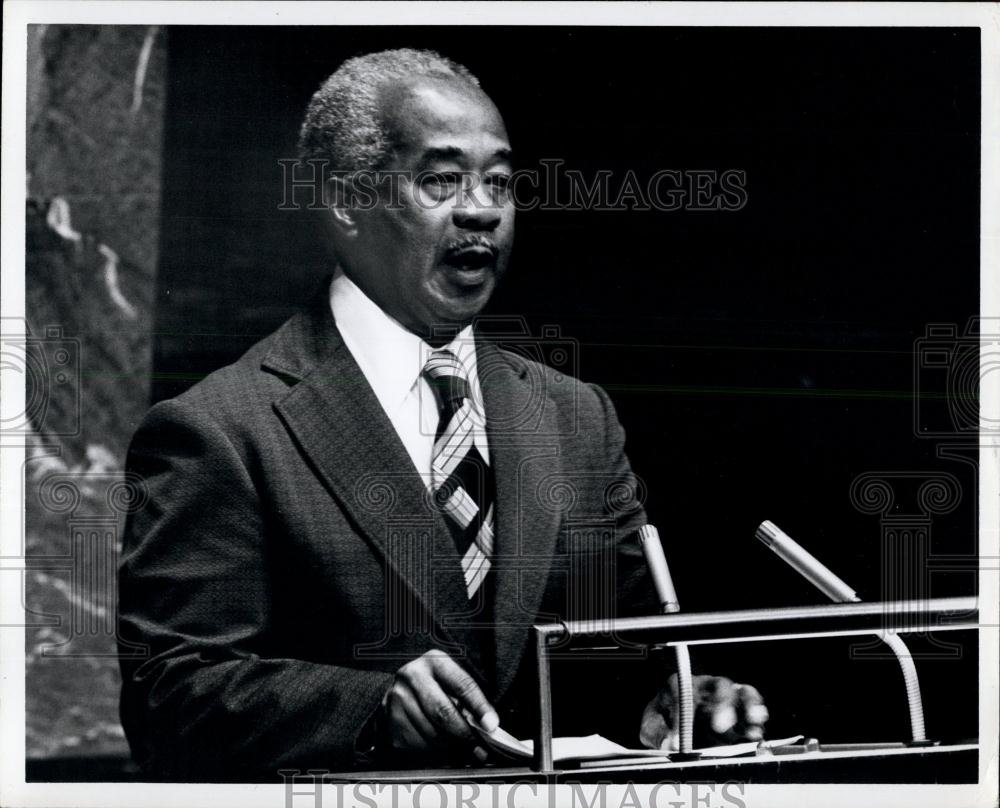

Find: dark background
[153,28,980,747]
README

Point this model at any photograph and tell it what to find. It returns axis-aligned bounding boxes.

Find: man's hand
[639,674,769,751]
[382,649,499,761]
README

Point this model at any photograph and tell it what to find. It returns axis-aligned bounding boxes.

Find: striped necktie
[423,350,494,599]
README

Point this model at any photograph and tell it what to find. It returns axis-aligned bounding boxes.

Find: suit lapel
[263,288,480,674]
[476,340,563,699]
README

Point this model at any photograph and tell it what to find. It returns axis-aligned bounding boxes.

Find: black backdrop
[154,27,980,746]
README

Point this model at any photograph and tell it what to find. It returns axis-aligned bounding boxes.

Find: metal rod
[672,643,696,757]
[536,597,976,650]
[533,629,554,773]
[635,525,697,757]
[881,632,927,742]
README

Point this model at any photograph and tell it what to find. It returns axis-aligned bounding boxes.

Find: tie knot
[423,350,471,413]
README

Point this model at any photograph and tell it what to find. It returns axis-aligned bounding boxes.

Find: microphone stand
[637,525,701,760]
[756,520,932,746]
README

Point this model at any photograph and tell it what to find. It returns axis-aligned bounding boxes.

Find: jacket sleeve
[588,381,661,619]
[117,396,394,782]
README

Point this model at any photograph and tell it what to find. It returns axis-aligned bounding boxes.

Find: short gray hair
[298,48,481,174]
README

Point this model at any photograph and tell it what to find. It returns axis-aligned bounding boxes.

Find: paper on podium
[464,711,803,763]
[695,735,804,758]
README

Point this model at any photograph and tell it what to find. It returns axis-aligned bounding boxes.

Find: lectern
[530,596,977,773]
[341,596,978,783]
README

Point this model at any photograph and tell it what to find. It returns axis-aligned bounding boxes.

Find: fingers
[690,676,769,744]
[386,694,432,750]
[391,685,438,747]
[693,675,739,736]
[640,691,670,749]
[641,675,770,752]
[397,653,475,743]
[737,683,768,723]
[734,683,769,741]
[385,650,498,755]
[430,652,499,732]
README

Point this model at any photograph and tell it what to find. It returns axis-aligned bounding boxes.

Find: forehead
[378,76,510,159]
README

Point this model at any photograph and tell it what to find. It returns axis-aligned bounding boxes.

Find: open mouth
[443,244,498,271]
[441,240,499,288]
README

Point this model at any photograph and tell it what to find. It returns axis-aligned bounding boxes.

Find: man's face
[338,75,515,335]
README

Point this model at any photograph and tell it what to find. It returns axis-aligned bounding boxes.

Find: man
[118,48,766,781]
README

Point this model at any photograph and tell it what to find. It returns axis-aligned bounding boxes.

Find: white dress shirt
[329,271,490,487]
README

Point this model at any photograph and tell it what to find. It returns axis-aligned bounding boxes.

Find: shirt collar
[329,271,478,413]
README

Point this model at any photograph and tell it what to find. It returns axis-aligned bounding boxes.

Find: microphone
[755,520,860,603]
[754,520,929,744]
[636,525,699,759]
[637,524,680,613]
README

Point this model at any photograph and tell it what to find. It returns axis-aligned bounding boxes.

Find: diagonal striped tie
[423,349,494,599]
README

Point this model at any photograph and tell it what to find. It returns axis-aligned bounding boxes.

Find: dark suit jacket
[118,286,659,781]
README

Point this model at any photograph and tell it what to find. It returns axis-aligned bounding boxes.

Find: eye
[486,173,511,191]
[420,171,461,188]
[485,174,512,201]
[418,171,463,201]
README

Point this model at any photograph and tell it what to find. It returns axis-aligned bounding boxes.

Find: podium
[343,743,977,783]
[343,597,978,783]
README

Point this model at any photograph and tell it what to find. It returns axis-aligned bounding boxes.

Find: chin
[427,294,493,327]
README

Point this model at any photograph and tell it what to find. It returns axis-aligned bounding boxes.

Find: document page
[466,711,802,763]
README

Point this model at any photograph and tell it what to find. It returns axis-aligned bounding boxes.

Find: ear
[326,176,358,237]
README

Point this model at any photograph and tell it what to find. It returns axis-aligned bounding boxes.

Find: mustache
[444,235,500,256]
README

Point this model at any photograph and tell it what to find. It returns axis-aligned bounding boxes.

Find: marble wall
[24,24,166,763]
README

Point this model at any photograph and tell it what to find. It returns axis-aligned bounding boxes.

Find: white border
[2,3,998,808]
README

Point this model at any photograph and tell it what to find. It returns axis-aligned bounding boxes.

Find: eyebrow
[418,146,514,166]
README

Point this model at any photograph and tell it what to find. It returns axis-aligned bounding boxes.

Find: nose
[452,177,503,231]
